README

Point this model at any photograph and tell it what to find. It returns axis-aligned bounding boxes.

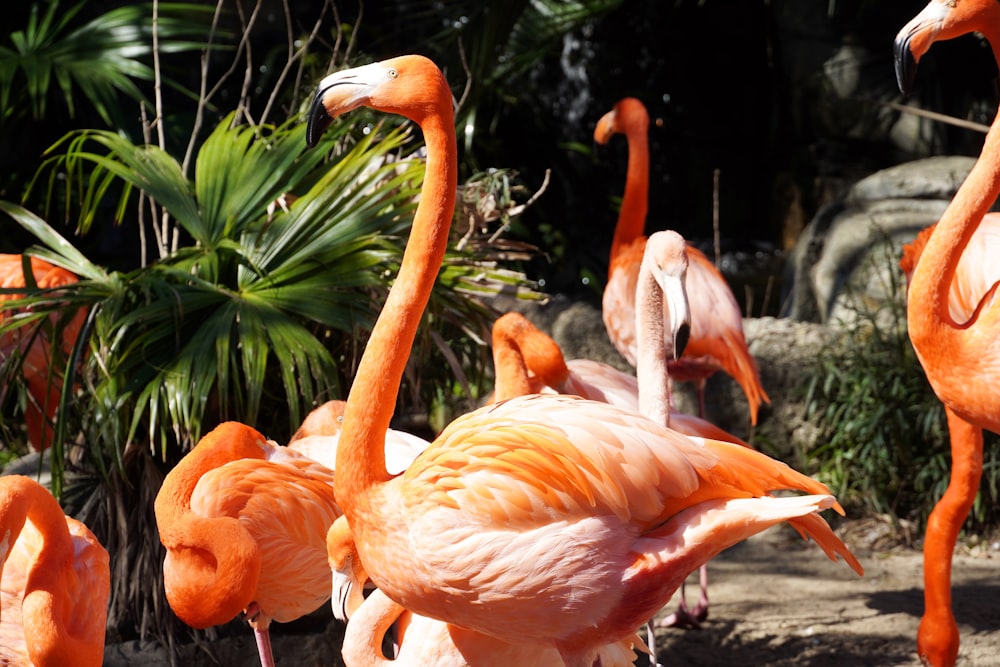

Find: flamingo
[895,3,1000,664]
[594,97,770,426]
[153,421,340,667]
[307,54,862,667]
[0,255,85,451]
[0,475,109,666]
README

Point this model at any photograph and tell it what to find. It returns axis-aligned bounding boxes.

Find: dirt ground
[104,517,1000,667]
[650,518,1000,667]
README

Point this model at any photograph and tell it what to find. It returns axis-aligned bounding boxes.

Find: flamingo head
[307,55,451,148]
[894,0,1000,97]
[593,97,649,145]
[327,515,369,622]
[644,230,691,361]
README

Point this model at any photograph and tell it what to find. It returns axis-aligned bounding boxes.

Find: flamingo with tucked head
[307,54,862,667]
[0,475,109,666]
[154,422,340,667]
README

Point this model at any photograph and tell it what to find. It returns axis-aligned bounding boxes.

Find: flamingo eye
[387,68,398,79]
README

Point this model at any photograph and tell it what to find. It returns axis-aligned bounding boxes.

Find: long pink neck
[609,124,649,262]
[336,109,458,508]
[341,590,405,666]
[635,256,670,427]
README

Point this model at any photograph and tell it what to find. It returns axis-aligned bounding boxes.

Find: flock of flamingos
[0,1,998,665]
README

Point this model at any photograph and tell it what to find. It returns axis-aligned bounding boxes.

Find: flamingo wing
[355,394,859,646]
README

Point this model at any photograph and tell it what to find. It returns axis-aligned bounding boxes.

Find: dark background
[3,0,998,308]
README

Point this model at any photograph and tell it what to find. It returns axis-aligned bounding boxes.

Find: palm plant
[1,2,549,647]
[0,0,216,205]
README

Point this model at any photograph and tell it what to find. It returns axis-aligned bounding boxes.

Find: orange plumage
[895,4,1000,665]
[154,422,340,667]
[0,255,85,451]
[0,475,109,666]
[307,55,862,667]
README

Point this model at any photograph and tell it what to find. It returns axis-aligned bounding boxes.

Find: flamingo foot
[245,602,276,667]
[655,569,709,630]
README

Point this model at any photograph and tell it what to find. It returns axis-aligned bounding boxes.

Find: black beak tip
[893,37,918,98]
[673,323,690,362]
[306,96,333,149]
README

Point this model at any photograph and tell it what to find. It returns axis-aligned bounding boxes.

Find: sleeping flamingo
[153,422,340,667]
[307,54,862,666]
[895,3,1000,664]
[0,475,109,666]
[0,255,85,451]
[594,97,769,426]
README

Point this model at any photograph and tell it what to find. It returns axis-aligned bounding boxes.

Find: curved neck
[337,110,458,507]
[153,424,264,627]
[0,476,97,664]
[610,125,649,261]
[636,258,670,426]
[342,589,405,667]
[491,314,570,401]
[909,105,1000,337]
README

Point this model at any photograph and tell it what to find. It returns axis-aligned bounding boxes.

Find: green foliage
[800,247,1000,532]
[0,1,214,125]
[4,112,544,492]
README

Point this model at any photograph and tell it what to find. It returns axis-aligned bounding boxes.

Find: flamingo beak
[660,272,690,361]
[892,1,950,97]
[307,61,392,148]
[331,569,358,622]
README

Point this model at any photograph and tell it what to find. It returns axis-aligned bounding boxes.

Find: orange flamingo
[327,515,644,667]
[153,422,340,667]
[594,97,769,426]
[895,3,1000,664]
[307,54,862,666]
[0,255,85,451]
[0,475,109,666]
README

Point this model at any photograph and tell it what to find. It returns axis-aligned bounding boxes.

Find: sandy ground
[650,519,1000,667]
[104,517,1000,666]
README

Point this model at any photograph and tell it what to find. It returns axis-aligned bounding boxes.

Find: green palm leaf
[0,1,216,124]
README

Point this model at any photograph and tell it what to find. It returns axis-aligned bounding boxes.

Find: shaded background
[2,0,998,305]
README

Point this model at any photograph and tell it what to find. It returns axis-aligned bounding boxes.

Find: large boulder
[782,155,976,323]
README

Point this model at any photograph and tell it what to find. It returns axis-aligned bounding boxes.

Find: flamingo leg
[918,407,983,667]
[657,381,712,630]
[246,603,276,667]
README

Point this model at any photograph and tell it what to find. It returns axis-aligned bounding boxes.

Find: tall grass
[800,244,1000,533]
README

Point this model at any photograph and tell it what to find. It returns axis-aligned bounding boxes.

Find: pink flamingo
[327,514,645,667]
[307,54,862,667]
[154,422,340,667]
[594,97,769,426]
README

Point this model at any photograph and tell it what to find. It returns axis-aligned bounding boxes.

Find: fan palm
[2,108,543,639]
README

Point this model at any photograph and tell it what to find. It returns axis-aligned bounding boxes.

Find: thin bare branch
[884,99,990,133]
[181,0,226,176]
